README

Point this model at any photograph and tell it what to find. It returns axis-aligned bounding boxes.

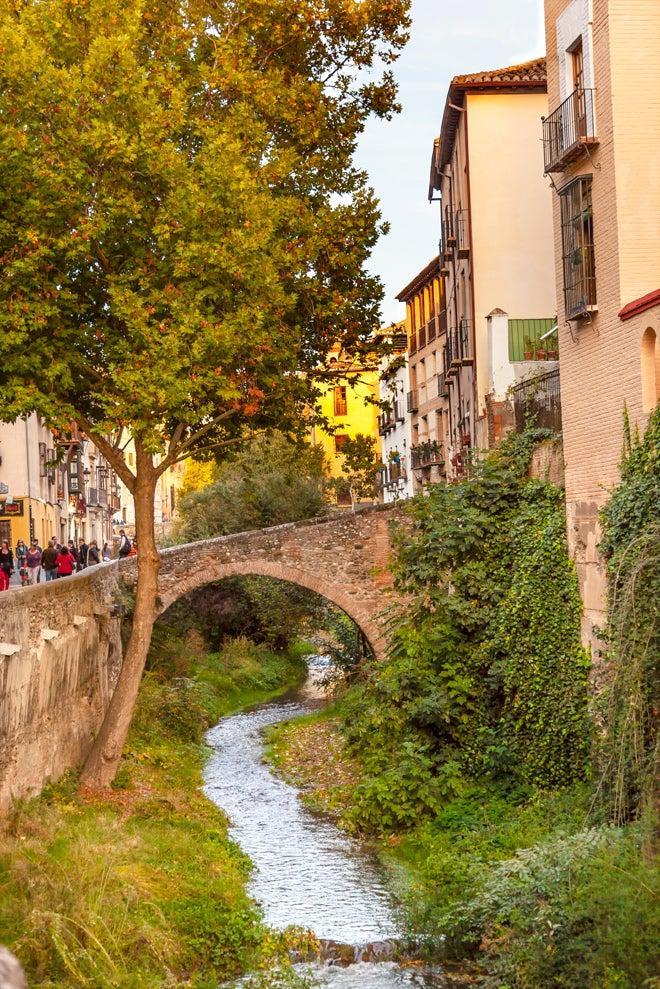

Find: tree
[332,433,381,507]
[175,432,329,541]
[0,0,409,786]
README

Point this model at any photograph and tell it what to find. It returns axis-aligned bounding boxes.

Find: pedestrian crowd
[0,529,137,591]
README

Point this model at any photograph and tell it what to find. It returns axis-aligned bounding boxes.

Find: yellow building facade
[310,347,381,504]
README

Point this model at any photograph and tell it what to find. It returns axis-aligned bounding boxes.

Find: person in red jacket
[56,544,75,578]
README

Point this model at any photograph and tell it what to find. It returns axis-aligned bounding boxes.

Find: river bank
[0,630,309,987]
[266,708,659,989]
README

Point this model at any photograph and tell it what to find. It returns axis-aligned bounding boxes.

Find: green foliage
[0,0,409,457]
[442,820,659,989]
[0,634,307,987]
[340,430,590,830]
[175,433,330,542]
[598,406,660,823]
[330,432,381,505]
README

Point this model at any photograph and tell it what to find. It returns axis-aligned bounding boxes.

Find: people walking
[26,542,42,584]
[77,538,88,571]
[0,541,14,591]
[87,540,100,566]
[15,539,28,570]
[41,540,59,581]
[118,529,131,558]
[56,544,75,578]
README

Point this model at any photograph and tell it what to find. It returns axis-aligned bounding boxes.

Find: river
[203,657,454,988]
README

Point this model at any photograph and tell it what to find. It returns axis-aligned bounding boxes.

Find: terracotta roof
[396,256,440,302]
[618,288,660,321]
[453,57,547,89]
[429,56,547,198]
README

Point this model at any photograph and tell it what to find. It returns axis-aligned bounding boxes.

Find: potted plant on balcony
[535,345,547,360]
[523,336,534,361]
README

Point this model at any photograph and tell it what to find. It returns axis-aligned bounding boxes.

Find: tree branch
[156,410,237,475]
[75,413,136,493]
[168,435,243,468]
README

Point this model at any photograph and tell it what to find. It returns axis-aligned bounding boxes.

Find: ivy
[598,406,660,823]
[341,428,591,830]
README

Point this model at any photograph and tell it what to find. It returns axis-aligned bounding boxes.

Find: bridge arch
[158,560,385,659]
[151,505,405,663]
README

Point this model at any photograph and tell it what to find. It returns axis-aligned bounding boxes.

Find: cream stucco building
[542,0,660,649]
[0,419,119,550]
[426,58,558,468]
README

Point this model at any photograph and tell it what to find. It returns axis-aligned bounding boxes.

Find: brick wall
[544,0,660,651]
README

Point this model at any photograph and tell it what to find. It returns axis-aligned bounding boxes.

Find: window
[641,328,659,413]
[38,442,47,477]
[559,176,596,319]
[334,434,349,454]
[333,385,348,417]
[47,448,56,485]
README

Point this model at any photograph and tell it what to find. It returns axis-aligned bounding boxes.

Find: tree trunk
[80,442,160,789]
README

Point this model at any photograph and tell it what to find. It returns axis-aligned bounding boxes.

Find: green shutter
[508,318,557,362]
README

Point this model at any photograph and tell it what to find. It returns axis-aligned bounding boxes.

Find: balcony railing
[406,389,419,413]
[459,318,473,363]
[455,209,470,258]
[512,367,562,434]
[411,440,444,470]
[542,87,598,173]
[427,315,438,343]
[87,486,98,506]
[379,458,408,491]
[378,411,394,436]
[418,322,427,349]
[409,330,417,355]
[437,371,448,398]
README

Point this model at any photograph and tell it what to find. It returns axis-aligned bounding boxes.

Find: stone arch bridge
[0,504,405,810]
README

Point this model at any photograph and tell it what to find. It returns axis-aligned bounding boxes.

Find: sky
[356,0,546,324]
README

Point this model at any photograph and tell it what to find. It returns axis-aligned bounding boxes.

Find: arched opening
[146,573,375,709]
[162,573,373,667]
[641,326,659,413]
[157,559,387,661]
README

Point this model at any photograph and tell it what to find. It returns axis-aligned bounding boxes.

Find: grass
[266,702,660,989]
[0,630,309,988]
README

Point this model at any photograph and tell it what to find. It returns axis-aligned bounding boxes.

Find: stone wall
[0,564,124,811]
[0,505,404,811]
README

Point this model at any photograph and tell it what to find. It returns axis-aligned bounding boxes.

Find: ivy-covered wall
[340,430,591,831]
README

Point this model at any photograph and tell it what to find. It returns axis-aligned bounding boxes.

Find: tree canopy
[0,0,410,479]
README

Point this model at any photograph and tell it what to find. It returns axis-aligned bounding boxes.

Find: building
[310,344,381,505]
[117,438,187,538]
[0,418,119,549]
[542,0,660,648]
[376,323,414,502]
[396,257,448,488]
[424,57,557,473]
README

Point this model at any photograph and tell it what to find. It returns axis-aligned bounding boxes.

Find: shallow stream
[203,657,452,987]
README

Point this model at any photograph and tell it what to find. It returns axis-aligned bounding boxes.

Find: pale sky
[357,0,546,324]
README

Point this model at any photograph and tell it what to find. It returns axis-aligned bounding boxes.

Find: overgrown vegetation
[340,430,590,831]
[0,626,308,987]
[268,420,659,988]
[597,405,659,824]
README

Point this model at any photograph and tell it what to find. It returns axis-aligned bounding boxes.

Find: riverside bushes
[341,430,590,831]
[0,630,307,987]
